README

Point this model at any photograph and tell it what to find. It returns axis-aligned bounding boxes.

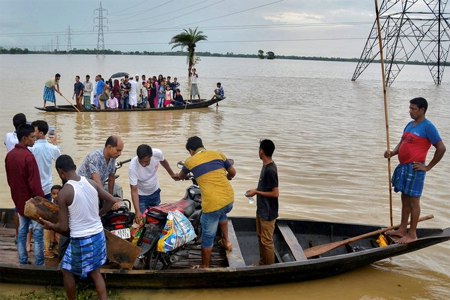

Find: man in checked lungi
[43,73,62,108]
[384,97,446,244]
[40,155,118,300]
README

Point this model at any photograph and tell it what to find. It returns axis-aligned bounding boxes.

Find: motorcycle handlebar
[116,158,131,169]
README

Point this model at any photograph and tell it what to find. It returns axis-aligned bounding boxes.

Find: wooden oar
[60,94,81,112]
[303,214,434,259]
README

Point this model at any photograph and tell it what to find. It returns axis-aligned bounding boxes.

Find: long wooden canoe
[34,97,225,112]
[0,208,448,289]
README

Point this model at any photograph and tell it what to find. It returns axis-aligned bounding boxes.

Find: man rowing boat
[43,73,62,109]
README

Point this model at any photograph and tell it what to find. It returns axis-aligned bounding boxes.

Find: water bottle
[245,191,255,204]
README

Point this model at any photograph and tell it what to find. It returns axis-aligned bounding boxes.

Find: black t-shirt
[256,161,279,221]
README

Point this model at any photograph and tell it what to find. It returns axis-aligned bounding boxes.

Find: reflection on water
[0,55,449,299]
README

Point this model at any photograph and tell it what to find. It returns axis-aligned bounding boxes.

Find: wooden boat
[34,98,225,112]
[0,208,448,289]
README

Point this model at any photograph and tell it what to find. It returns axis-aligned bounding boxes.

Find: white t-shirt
[129,149,164,196]
[5,132,18,153]
[191,73,198,84]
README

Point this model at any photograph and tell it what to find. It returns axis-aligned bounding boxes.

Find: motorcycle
[135,161,203,270]
[101,159,135,240]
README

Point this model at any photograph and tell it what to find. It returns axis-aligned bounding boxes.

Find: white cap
[135,74,139,76]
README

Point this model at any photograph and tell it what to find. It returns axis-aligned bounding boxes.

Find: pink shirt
[107,97,119,109]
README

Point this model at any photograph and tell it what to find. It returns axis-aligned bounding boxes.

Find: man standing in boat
[189,68,201,101]
[77,135,124,198]
[177,136,236,268]
[245,139,279,265]
[40,155,117,300]
[129,144,179,222]
[5,124,45,265]
[72,76,84,111]
[43,73,62,109]
[384,97,446,244]
[83,75,93,111]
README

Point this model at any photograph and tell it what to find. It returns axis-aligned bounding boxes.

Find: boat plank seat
[277,223,307,261]
[226,220,246,268]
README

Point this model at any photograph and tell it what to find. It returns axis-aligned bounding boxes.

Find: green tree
[258,49,265,59]
[169,27,208,76]
[266,51,275,59]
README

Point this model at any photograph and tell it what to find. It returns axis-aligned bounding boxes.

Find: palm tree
[169,28,208,76]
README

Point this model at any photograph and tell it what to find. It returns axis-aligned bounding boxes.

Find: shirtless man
[384,97,445,244]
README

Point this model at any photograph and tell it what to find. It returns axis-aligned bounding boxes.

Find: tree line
[0,46,446,66]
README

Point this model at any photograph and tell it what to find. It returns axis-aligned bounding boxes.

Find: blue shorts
[392,163,426,198]
[200,203,233,249]
[138,189,161,214]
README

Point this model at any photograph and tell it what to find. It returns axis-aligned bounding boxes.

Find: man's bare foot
[396,233,417,244]
[218,238,233,251]
[386,229,407,238]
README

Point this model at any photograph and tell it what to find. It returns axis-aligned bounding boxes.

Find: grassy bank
[0,285,124,300]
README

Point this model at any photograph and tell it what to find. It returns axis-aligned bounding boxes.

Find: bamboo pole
[374,0,393,226]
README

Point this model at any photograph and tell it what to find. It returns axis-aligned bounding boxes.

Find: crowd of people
[43,68,226,111]
[4,96,445,299]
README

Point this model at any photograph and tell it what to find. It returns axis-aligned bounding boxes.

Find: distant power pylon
[66,26,73,52]
[352,0,450,85]
[94,1,108,54]
[56,35,60,51]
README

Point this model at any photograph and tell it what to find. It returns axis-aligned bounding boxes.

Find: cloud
[264,12,324,24]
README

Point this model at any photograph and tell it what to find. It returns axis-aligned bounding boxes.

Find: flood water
[0,54,449,299]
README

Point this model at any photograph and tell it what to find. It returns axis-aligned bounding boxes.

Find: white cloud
[264,12,324,24]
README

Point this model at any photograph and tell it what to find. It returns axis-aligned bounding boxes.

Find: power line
[171,0,285,28]
[0,21,373,38]
[113,0,175,23]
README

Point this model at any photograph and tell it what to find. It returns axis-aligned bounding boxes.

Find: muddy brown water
[0,55,449,299]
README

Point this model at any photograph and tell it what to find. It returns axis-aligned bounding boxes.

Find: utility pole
[56,35,60,52]
[50,39,53,52]
[66,26,73,52]
[94,1,108,54]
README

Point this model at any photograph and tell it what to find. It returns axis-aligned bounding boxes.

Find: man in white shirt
[5,113,27,153]
[189,68,201,101]
[30,120,61,200]
[129,77,138,108]
[129,144,179,222]
[30,120,61,259]
[135,74,142,107]
[83,75,93,111]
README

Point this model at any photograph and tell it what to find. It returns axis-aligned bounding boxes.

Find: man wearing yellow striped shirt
[178,136,236,268]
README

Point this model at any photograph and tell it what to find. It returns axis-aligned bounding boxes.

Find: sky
[0,0,443,58]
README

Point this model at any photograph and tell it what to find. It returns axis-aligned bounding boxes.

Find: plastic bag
[157,210,196,253]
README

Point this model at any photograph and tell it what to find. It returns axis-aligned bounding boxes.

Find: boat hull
[0,209,448,289]
[34,98,225,112]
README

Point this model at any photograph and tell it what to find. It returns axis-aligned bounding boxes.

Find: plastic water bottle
[245,191,254,204]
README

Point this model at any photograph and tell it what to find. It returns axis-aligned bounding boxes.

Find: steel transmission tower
[94,2,108,54]
[56,35,60,51]
[352,0,450,85]
[66,26,73,52]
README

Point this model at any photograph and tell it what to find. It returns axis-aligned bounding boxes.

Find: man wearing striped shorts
[384,97,446,244]
[43,73,62,108]
[40,155,118,300]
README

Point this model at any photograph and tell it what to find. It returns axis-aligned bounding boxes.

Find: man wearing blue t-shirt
[94,75,105,109]
[384,97,446,244]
